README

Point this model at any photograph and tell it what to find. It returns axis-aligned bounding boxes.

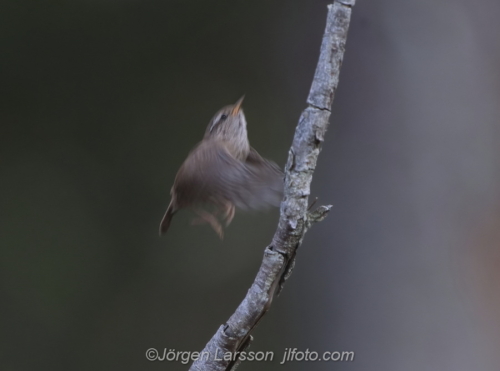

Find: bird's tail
[159,201,176,236]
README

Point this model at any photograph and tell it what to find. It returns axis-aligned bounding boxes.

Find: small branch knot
[306,205,333,228]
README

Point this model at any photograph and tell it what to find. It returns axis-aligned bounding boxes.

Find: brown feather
[172,139,283,210]
[159,200,176,235]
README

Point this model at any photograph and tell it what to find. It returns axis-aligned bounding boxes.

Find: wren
[159,96,283,238]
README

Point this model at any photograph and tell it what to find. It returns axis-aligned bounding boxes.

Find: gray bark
[189,1,355,370]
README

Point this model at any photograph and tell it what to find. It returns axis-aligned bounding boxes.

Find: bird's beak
[231,95,245,115]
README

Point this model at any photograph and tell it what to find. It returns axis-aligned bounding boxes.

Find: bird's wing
[174,140,283,210]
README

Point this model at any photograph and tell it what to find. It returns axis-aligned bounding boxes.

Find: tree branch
[189,1,355,370]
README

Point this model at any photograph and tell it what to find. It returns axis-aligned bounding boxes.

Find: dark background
[1,0,500,370]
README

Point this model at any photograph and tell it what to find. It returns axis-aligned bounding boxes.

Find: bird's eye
[220,114,228,121]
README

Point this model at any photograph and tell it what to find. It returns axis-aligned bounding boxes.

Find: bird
[159,96,283,238]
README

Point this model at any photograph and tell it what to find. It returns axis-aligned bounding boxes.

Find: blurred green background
[1,0,500,370]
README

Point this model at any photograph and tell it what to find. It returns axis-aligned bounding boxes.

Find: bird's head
[205,96,247,139]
